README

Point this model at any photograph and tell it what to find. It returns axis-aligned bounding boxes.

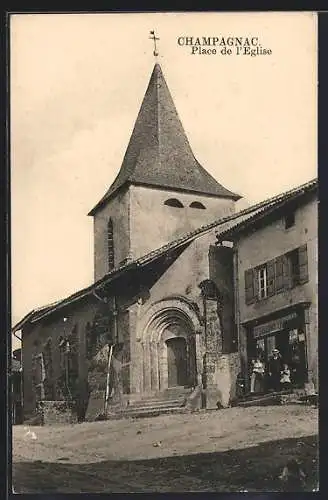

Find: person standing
[250,357,265,393]
[268,348,283,392]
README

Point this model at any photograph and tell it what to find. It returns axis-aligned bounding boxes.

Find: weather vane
[149,30,159,57]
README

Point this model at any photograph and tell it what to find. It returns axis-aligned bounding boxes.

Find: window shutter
[254,268,260,300]
[282,253,293,290]
[245,268,255,304]
[266,259,275,297]
[298,244,309,284]
[275,255,285,293]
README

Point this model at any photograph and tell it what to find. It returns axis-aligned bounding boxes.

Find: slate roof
[216,177,318,241]
[12,178,317,331]
[88,63,240,215]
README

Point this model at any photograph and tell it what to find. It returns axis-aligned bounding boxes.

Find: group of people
[250,348,292,394]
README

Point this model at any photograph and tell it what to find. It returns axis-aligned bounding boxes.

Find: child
[280,363,292,390]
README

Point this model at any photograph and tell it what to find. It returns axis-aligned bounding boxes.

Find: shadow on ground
[13,434,318,493]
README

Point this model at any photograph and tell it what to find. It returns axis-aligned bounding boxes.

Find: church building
[12,63,318,424]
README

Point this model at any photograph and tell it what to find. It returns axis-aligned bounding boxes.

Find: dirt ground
[12,404,318,493]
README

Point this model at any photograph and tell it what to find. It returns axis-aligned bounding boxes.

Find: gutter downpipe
[104,344,114,414]
[104,296,118,415]
[232,244,244,389]
[13,331,22,342]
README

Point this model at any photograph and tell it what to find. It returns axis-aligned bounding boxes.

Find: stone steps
[235,389,305,408]
[128,398,185,409]
[161,387,193,399]
[107,405,189,420]
[106,387,194,420]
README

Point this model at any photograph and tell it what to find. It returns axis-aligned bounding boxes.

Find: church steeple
[90,63,241,281]
[89,63,240,216]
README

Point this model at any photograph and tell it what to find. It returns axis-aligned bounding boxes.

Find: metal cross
[149,30,159,57]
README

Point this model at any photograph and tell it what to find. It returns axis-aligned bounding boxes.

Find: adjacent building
[216,179,318,392]
[11,348,23,424]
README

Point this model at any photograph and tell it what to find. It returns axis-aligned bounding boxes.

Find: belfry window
[190,201,206,209]
[164,198,184,208]
[107,218,115,271]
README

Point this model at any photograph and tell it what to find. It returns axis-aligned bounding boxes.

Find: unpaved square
[12,405,319,492]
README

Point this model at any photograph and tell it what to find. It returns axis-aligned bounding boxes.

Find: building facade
[216,180,318,393]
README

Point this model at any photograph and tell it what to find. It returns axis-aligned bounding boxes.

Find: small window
[164,198,184,208]
[285,212,295,229]
[189,201,206,209]
[257,266,268,300]
[107,218,115,271]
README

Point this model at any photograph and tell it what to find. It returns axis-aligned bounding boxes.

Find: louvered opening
[164,198,184,208]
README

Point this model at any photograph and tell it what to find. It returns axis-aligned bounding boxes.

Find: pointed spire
[89,63,240,215]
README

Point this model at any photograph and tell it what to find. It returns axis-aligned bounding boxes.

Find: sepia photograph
[10,11,318,493]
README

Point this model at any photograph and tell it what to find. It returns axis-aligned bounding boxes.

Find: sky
[10,12,317,349]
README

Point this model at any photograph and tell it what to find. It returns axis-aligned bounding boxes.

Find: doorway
[166,337,188,387]
[250,328,308,390]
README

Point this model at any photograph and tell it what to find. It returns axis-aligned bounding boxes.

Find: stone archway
[137,298,203,394]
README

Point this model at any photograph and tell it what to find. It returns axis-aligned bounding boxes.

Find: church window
[107,218,115,271]
[57,325,79,400]
[164,198,184,208]
[43,339,53,380]
[190,201,206,209]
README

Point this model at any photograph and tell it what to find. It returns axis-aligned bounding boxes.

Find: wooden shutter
[254,268,260,300]
[266,260,275,297]
[245,268,255,304]
[275,255,285,293]
[298,244,309,284]
[282,253,293,290]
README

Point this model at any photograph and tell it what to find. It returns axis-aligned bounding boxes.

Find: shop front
[244,305,309,394]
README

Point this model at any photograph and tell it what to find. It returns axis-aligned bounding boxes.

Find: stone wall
[130,184,235,261]
[209,245,237,353]
[93,187,131,281]
[37,400,78,425]
[22,298,100,420]
[85,340,131,420]
[214,352,241,407]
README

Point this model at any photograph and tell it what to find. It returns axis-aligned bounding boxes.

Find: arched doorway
[136,297,203,395]
[166,337,188,387]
